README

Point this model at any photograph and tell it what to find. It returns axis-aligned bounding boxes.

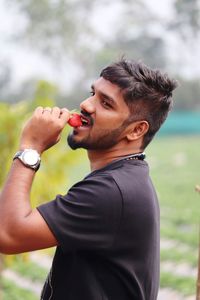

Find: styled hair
[100,59,178,149]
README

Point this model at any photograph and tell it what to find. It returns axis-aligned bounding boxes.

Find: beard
[67,125,126,150]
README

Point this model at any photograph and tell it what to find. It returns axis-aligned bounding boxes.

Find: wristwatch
[13,149,41,171]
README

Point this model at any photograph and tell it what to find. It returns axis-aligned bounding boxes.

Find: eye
[101,99,112,109]
[90,90,95,96]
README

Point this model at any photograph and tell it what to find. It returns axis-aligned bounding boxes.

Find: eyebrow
[91,84,117,108]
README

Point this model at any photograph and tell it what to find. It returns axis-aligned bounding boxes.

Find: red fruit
[68,113,82,127]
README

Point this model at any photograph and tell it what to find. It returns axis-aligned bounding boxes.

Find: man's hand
[20,106,70,154]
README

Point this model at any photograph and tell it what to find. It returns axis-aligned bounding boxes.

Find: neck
[87,145,143,171]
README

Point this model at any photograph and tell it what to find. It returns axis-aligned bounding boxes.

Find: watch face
[23,150,39,166]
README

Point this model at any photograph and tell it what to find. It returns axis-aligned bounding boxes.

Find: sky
[0,0,200,92]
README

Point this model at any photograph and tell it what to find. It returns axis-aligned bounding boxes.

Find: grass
[147,135,200,234]
[6,255,48,282]
[2,278,37,300]
[146,135,200,295]
[160,272,196,296]
[160,248,198,267]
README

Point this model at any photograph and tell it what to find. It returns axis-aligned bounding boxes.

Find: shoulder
[68,171,123,207]
[104,160,158,210]
[103,159,150,190]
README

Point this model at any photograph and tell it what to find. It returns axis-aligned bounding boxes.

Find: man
[0,59,177,299]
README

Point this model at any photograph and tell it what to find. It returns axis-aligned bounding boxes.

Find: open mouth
[80,115,92,127]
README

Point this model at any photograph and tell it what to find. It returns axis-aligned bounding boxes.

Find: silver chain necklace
[124,152,146,161]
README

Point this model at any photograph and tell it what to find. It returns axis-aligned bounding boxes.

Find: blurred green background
[0,0,200,299]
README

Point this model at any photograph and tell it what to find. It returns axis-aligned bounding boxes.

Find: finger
[60,108,70,114]
[51,106,61,118]
[34,106,44,115]
[59,108,70,125]
[43,107,52,114]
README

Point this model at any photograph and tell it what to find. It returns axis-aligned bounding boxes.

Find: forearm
[0,159,35,243]
[0,107,70,254]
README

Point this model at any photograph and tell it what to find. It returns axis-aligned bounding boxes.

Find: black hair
[100,59,178,148]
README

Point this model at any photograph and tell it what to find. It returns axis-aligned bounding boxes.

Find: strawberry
[68,113,82,127]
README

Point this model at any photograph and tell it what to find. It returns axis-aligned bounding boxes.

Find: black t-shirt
[38,158,160,300]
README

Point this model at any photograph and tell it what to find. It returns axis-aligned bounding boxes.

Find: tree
[170,0,200,39]
[7,0,166,87]
[5,0,200,110]
[7,0,98,68]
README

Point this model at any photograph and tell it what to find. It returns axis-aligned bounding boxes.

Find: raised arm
[0,106,70,254]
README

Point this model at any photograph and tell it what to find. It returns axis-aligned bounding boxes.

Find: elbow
[0,243,11,255]
[0,233,19,255]
[0,243,21,255]
[0,239,19,254]
[0,247,15,255]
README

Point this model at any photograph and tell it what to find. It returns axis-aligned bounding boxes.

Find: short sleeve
[37,174,122,252]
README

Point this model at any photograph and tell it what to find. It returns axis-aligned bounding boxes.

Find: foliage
[2,279,37,300]
[0,80,87,205]
[6,255,48,282]
[0,101,28,186]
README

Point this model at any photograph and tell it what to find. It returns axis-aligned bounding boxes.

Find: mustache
[81,110,94,126]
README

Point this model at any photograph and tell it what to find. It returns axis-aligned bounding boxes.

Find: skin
[0,78,149,255]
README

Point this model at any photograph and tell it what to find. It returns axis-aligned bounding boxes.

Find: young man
[0,59,177,299]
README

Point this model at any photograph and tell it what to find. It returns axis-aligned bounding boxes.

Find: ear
[126,120,149,142]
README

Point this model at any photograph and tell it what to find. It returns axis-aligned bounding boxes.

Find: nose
[80,96,95,114]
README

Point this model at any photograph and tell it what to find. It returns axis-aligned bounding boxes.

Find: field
[1,135,200,299]
[147,135,200,297]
